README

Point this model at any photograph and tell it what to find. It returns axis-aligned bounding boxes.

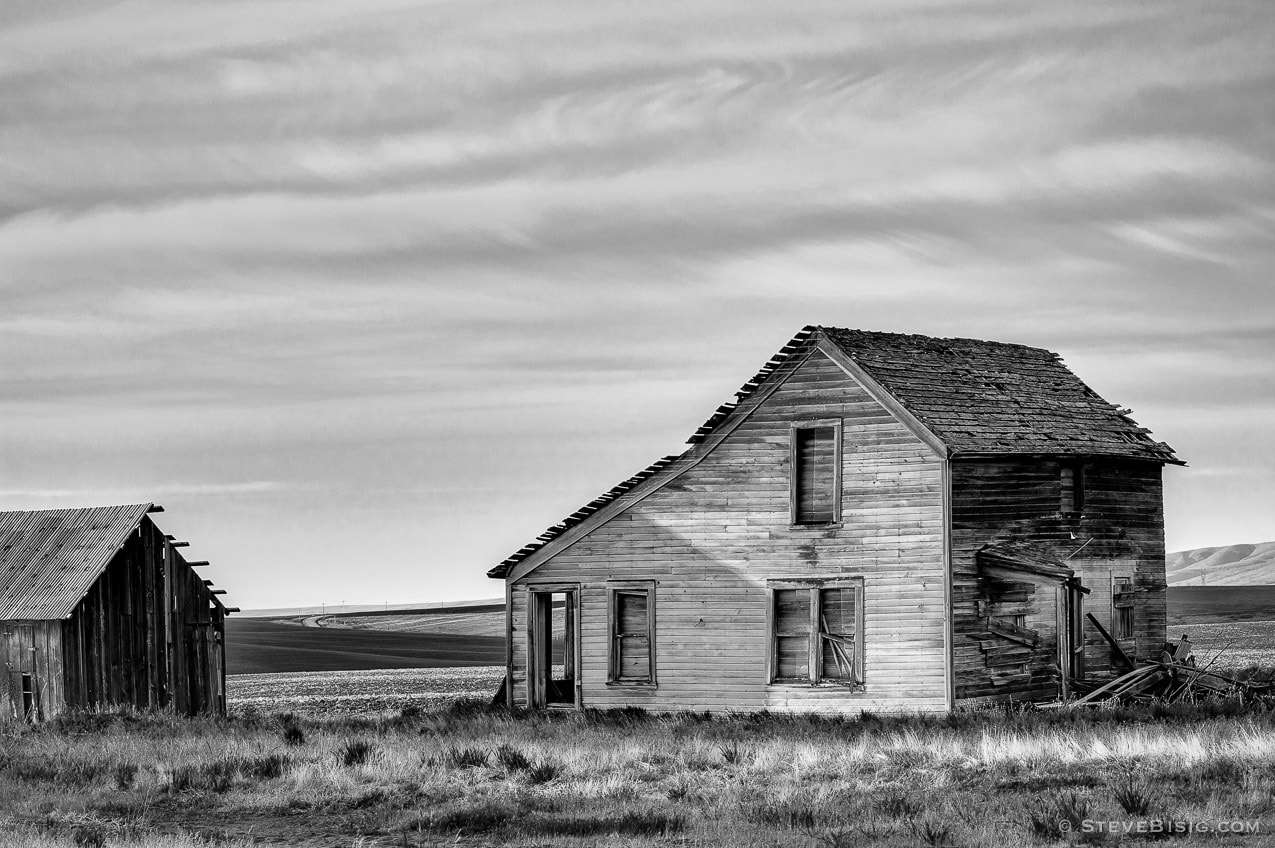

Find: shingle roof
[0,504,153,620]
[818,327,1180,464]
[490,326,1180,579]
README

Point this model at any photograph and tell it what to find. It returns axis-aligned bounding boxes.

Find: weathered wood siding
[2,516,226,721]
[1,621,63,720]
[510,350,949,713]
[951,458,1165,702]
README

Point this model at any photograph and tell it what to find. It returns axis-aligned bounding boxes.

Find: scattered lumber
[1045,638,1275,709]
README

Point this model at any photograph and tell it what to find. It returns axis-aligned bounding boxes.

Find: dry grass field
[4,699,1275,848]
[4,595,1273,847]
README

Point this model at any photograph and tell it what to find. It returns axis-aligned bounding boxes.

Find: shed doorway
[526,586,580,709]
[5,625,40,722]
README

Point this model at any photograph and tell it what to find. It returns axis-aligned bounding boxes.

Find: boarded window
[1112,577,1134,640]
[793,425,838,524]
[771,581,863,685]
[1061,462,1085,514]
[609,585,654,683]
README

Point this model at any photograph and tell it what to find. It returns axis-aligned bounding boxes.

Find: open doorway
[978,551,1090,699]
[527,585,580,709]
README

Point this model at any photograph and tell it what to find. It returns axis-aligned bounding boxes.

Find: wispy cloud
[0,481,285,499]
[2,0,1273,603]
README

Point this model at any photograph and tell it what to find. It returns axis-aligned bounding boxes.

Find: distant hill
[1167,541,1275,585]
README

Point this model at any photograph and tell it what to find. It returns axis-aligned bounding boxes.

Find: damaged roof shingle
[818,327,1180,465]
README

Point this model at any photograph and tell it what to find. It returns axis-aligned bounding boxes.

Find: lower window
[769,579,864,685]
[608,582,655,684]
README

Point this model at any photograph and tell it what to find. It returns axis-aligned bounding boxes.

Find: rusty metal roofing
[0,504,152,620]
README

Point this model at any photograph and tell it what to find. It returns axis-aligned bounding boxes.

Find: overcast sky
[2,0,1273,608]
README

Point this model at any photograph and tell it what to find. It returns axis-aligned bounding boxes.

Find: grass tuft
[910,816,957,848]
[525,758,562,784]
[494,743,532,773]
[439,745,490,769]
[111,762,138,791]
[1110,775,1155,816]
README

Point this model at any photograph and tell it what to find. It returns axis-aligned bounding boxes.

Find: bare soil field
[1169,586,1275,625]
[224,617,504,675]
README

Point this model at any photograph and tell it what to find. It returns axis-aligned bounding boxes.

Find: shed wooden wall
[951,458,1166,702]
[509,349,949,714]
[1,621,63,721]
[2,516,226,721]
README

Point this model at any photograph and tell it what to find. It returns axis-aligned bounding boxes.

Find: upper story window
[791,421,842,525]
[1060,461,1085,514]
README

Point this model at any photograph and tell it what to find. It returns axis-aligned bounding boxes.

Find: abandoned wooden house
[490,326,1182,713]
[0,503,235,721]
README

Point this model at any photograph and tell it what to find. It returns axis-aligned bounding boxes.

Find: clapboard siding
[510,351,949,714]
[951,458,1166,702]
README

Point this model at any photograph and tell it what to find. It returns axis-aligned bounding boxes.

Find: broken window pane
[820,587,857,681]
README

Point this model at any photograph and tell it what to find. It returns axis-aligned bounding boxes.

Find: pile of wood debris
[1049,635,1275,709]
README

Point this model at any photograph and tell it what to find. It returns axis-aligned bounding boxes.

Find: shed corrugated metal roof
[0,504,152,620]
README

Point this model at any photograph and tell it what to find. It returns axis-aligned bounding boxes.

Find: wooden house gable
[508,346,951,712]
[521,346,946,579]
[506,335,950,585]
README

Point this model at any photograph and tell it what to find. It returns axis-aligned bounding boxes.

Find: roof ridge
[489,324,1182,579]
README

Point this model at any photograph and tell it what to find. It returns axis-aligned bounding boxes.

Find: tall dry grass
[3,700,1275,846]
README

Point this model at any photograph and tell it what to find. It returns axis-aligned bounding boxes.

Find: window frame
[607,581,656,687]
[1060,460,1086,515]
[1111,573,1135,643]
[789,420,844,527]
[766,577,864,687]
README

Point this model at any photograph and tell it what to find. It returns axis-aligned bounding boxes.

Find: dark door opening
[528,587,579,709]
[1066,581,1087,685]
[21,673,36,722]
[8,626,40,722]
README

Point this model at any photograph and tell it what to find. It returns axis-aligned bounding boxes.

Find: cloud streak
[2,0,1274,605]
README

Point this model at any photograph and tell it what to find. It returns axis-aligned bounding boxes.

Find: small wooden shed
[490,326,1182,713]
[0,503,234,721]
